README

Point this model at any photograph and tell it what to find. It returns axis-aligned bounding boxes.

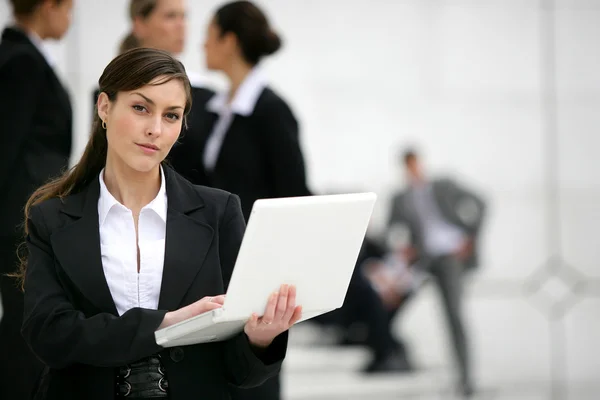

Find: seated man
[313,238,413,373]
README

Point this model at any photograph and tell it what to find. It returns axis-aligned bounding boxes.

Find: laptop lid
[219,193,377,322]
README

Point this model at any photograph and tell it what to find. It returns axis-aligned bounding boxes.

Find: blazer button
[170,347,185,363]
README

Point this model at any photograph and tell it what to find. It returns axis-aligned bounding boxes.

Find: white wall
[2,0,599,390]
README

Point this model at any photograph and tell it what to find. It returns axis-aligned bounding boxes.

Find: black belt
[116,355,169,398]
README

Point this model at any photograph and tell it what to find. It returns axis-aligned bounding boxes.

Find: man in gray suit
[387,149,486,398]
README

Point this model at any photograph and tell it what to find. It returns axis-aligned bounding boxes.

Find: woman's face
[97,77,187,174]
[134,0,187,54]
[203,19,235,71]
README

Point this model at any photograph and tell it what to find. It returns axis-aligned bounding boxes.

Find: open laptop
[154,192,377,347]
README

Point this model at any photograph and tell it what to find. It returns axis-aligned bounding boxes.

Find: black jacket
[169,87,310,220]
[0,27,72,239]
[22,166,287,399]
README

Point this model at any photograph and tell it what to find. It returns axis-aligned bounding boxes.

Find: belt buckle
[122,381,132,397]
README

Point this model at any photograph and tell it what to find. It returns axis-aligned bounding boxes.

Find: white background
[1,0,599,393]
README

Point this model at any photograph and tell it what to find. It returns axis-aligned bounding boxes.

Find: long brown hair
[119,0,159,54]
[12,47,192,289]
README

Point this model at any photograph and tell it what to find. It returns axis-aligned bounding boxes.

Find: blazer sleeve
[21,205,168,369]
[257,99,311,197]
[219,194,288,388]
[446,179,487,235]
[0,52,44,191]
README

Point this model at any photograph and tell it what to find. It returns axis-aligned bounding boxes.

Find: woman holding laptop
[15,48,301,400]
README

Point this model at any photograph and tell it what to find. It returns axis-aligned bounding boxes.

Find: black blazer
[0,27,72,239]
[169,87,310,220]
[21,166,287,400]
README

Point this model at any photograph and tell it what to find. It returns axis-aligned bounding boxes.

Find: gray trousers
[427,255,470,386]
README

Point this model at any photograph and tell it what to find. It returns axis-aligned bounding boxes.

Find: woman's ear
[97,92,110,122]
[223,31,239,56]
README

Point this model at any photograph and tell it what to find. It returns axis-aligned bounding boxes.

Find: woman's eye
[166,113,180,121]
[132,105,147,112]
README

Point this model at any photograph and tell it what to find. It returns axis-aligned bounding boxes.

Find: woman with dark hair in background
[169,0,310,220]
[0,0,73,398]
[18,47,301,399]
[168,2,311,399]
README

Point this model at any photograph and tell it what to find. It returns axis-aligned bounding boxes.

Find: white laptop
[154,192,377,347]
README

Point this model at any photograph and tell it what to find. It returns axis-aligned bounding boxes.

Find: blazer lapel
[158,167,215,311]
[51,177,118,315]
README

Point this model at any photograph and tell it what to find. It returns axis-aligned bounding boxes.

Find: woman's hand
[244,284,302,349]
[158,295,226,329]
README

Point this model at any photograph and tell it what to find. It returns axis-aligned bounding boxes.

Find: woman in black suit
[169,1,311,222]
[0,1,73,398]
[16,48,301,400]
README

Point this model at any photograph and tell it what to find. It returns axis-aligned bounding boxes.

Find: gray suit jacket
[387,177,487,269]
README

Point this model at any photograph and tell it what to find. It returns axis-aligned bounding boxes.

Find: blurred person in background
[168,1,310,398]
[387,148,487,398]
[314,236,415,374]
[362,242,415,312]
[169,0,310,220]
[94,0,215,119]
[118,0,186,55]
[0,0,74,398]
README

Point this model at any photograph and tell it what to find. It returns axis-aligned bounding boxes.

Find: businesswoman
[0,0,74,398]
[17,48,301,400]
[168,0,311,222]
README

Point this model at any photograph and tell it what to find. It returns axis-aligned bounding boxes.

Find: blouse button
[170,347,185,363]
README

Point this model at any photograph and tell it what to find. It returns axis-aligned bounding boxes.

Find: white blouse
[98,168,167,316]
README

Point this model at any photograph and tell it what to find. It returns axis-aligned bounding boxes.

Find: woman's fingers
[274,284,289,321]
[208,295,226,305]
[200,301,223,314]
[261,291,278,324]
[282,285,296,323]
[289,305,303,326]
[247,313,259,330]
